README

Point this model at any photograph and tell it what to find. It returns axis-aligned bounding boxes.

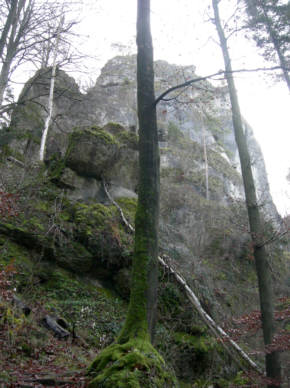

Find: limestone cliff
[0,56,288,386]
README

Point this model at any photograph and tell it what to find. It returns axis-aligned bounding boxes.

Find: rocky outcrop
[85,56,278,221]
[2,56,283,298]
[0,56,289,387]
[5,57,278,220]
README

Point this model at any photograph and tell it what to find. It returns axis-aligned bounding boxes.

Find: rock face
[1,55,289,386]
[8,67,83,162]
[3,55,282,285]
[86,56,278,220]
[5,56,278,223]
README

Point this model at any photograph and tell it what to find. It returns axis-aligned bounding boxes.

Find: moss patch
[72,202,133,271]
[173,331,216,355]
[116,197,137,226]
[71,126,119,146]
[88,338,178,388]
[103,123,139,150]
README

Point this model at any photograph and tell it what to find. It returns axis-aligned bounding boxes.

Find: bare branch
[154,66,286,106]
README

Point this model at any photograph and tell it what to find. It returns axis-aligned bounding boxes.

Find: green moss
[102,122,139,149]
[115,131,139,150]
[0,239,32,267]
[0,144,25,163]
[159,282,183,316]
[73,202,116,235]
[47,156,66,182]
[72,202,133,268]
[88,338,178,388]
[116,197,137,225]
[173,331,215,354]
[217,371,249,387]
[70,126,119,147]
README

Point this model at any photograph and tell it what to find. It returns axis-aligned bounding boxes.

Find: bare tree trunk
[118,0,159,344]
[0,0,18,59]
[39,14,64,162]
[0,0,30,106]
[212,0,281,386]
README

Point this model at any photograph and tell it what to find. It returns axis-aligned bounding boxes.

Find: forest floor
[0,264,126,387]
[0,317,93,387]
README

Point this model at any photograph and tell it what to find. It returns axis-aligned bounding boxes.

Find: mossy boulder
[71,202,133,273]
[103,124,139,192]
[65,127,120,179]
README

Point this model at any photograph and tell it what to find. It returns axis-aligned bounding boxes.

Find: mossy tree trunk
[212,0,281,386]
[87,2,177,386]
[117,0,159,344]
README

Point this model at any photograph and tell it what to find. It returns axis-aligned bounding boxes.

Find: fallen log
[41,315,70,339]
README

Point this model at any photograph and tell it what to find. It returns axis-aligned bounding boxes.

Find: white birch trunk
[39,15,64,162]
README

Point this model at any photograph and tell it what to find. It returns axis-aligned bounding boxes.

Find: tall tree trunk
[118,0,159,344]
[0,0,27,106]
[0,0,18,59]
[212,1,281,386]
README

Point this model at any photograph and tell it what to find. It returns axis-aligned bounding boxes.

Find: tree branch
[154,66,287,106]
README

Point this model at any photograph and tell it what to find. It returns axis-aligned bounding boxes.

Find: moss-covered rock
[71,202,133,273]
[65,126,120,179]
[103,122,139,150]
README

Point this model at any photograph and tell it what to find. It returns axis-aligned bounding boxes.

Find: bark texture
[212,0,281,386]
[118,0,160,344]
